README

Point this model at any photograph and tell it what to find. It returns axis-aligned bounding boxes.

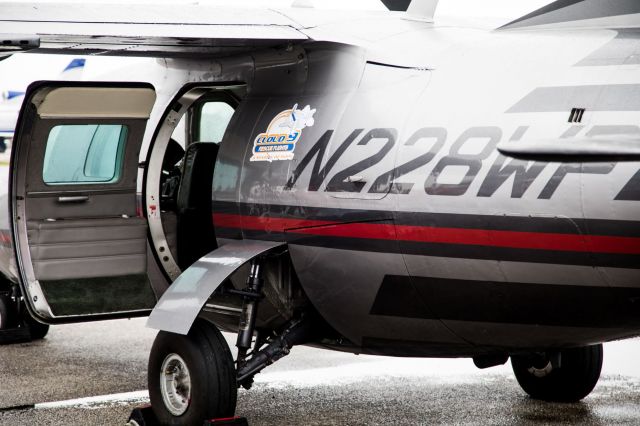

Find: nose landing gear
[147,319,238,425]
[146,253,316,424]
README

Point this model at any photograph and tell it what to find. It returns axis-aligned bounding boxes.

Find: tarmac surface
[1,318,640,425]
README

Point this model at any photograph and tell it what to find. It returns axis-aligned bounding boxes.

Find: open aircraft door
[11,82,159,323]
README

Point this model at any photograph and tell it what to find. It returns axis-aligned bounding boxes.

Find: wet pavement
[1,318,640,425]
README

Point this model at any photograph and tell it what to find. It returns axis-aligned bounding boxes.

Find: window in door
[43,124,128,185]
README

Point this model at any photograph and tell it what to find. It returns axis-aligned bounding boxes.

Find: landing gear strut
[232,256,315,389]
[511,344,603,402]
[235,258,265,377]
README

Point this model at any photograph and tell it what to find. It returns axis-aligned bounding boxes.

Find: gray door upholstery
[26,216,155,316]
[28,217,147,281]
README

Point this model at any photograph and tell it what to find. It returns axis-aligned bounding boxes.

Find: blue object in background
[63,58,86,73]
[4,90,24,100]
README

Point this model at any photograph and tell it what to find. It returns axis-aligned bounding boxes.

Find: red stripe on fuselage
[212,213,640,255]
[213,213,335,232]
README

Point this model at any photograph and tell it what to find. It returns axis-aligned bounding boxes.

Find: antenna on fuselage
[381,0,438,21]
[407,0,438,21]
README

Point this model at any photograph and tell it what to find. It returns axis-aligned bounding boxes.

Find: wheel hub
[159,353,192,416]
[528,361,553,378]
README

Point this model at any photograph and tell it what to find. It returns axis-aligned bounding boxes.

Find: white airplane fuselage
[0,0,638,420]
[0,21,636,355]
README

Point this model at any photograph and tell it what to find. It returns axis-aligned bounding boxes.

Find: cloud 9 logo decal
[250,104,316,162]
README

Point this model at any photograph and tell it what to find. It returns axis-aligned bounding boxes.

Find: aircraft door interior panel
[11,83,157,322]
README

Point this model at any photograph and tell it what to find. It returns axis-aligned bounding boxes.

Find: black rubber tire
[511,344,603,402]
[148,320,237,425]
[0,295,9,330]
[25,315,50,340]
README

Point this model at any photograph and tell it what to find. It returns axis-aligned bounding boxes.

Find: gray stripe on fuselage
[501,0,584,29]
[401,253,640,288]
[440,319,636,348]
[576,29,640,67]
[500,0,640,30]
[507,84,640,113]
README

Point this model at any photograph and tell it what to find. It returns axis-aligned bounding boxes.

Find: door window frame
[187,91,239,145]
[143,84,244,282]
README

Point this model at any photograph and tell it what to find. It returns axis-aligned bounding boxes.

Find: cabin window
[43,124,128,185]
[196,101,234,143]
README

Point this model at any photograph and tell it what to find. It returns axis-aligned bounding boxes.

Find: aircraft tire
[0,295,9,329]
[511,344,603,402]
[148,319,237,425]
[24,315,50,340]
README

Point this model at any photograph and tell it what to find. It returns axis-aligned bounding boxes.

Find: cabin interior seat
[176,141,219,269]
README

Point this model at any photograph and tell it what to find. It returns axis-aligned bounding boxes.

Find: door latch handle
[344,175,366,183]
[57,196,89,203]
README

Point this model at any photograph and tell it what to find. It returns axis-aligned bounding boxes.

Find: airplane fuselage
[206,27,640,355]
[1,20,639,359]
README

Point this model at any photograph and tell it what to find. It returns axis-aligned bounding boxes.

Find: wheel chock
[126,405,248,426]
[127,404,158,426]
[205,417,249,425]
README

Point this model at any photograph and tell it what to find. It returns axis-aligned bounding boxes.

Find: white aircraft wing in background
[0,56,86,143]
